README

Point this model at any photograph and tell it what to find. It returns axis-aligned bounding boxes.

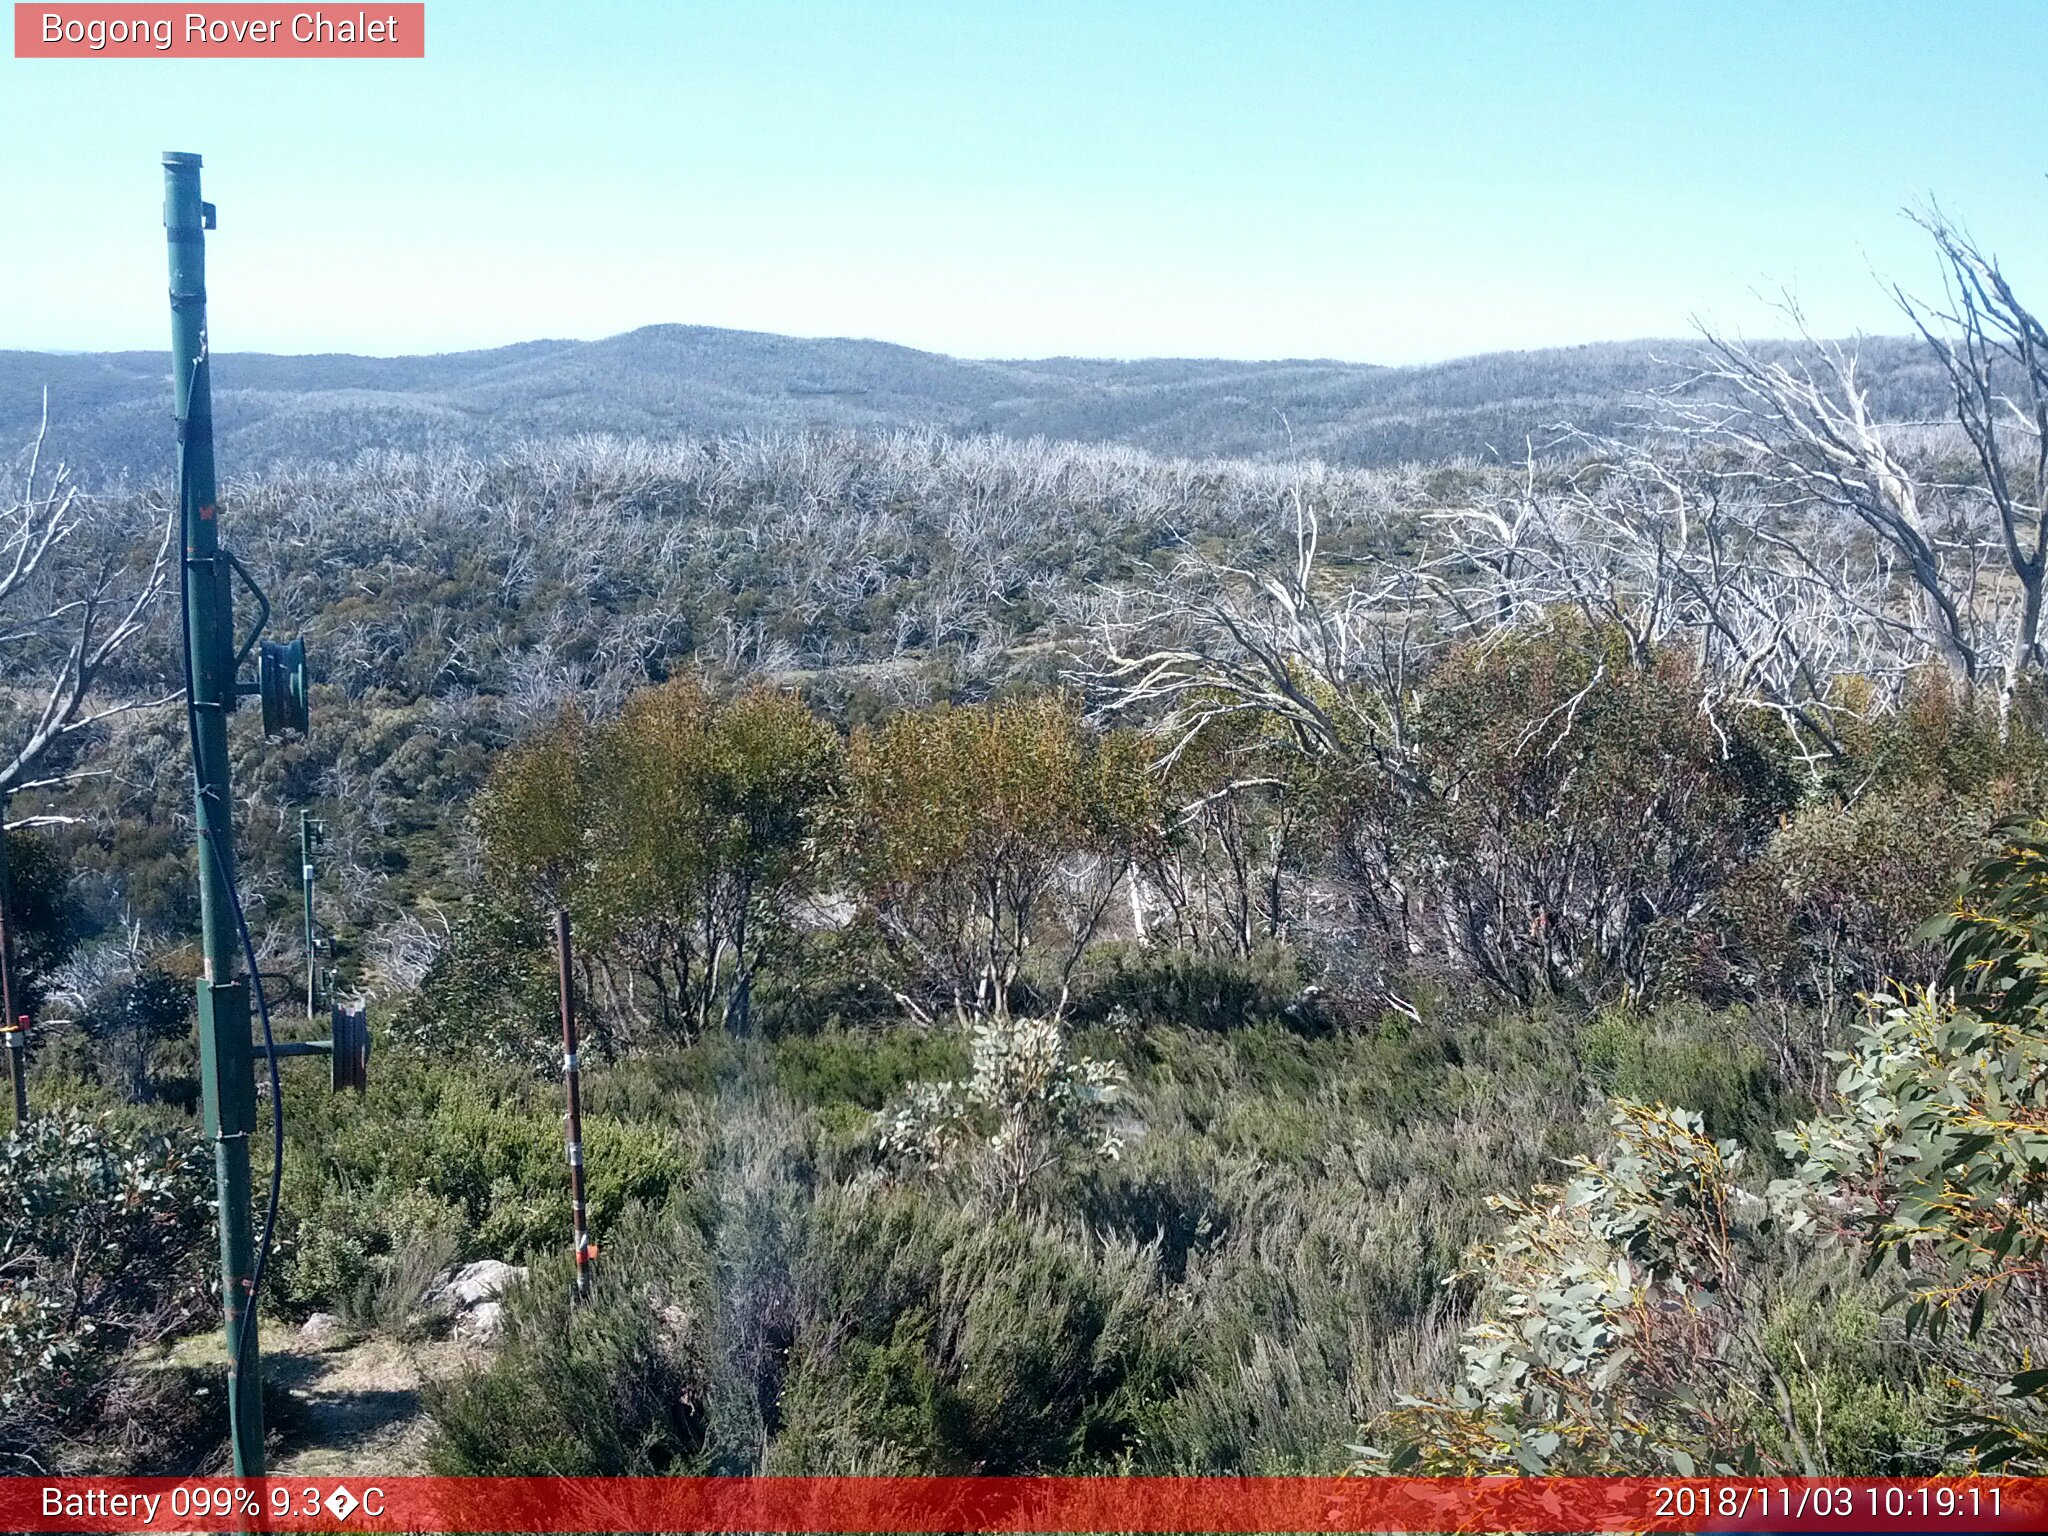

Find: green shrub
[1068,942,1322,1035]
[1753,1270,1943,1475]
[1360,1102,1782,1476]
[381,901,559,1070]
[475,679,844,1042]
[0,1111,212,1470]
[1722,679,2048,1006]
[746,929,905,1039]
[771,1026,966,1109]
[276,1185,378,1313]
[427,1210,709,1474]
[1772,819,2048,1469]
[1333,616,1797,1005]
[341,1227,464,1340]
[1,829,84,1019]
[876,1015,1125,1212]
[274,1051,690,1313]
[772,1184,1185,1473]
[1576,1003,1795,1151]
[839,696,1156,1022]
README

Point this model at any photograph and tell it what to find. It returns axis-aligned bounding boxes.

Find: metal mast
[164,150,264,1475]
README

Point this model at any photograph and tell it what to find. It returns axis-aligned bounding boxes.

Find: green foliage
[1728,681,2048,1005]
[1069,941,1321,1035]
[1362,1103,1776,1476]
[1576,1003,1791,1152]
[770,1027,967,1110]
[423,993,1604,1476]
[475,677,842,1041]
[1332,616,1797,1003]
[1139,703,1329,957]
[338,1226,463,1341]
[430,1171,1189,1479]
[383,900,558,1069]
[591,678,841,1036]
[274,1052,690,1313]
[1,829,84,1018]
[80,965,190,1105]
[0,1111,212,1469]
[774,1184,1184,1473]
[34,555,2048,1481]
[842,695,1156,1021]
[876,1015,1125,1210]
[1924,816,2048,1015]
[1752,1271,1943,1476]
[473,706,589,910]
[427,1209,709,1475]
[1773,819,2048,1468]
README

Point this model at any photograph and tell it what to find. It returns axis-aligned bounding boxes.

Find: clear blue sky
[4,0,2045,363]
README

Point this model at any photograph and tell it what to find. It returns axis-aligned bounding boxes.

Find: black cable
[175,380,285,1420]
[207,826,285,1402]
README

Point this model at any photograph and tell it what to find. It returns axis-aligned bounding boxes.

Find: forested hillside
[6,213,2048,1481]
[0,326,1951,482]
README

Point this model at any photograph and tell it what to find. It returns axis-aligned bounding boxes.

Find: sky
[3,0,2046,364]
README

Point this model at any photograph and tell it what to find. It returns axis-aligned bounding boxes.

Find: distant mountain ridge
[0,323,1948,483]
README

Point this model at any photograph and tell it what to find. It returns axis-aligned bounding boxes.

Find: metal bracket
[224,549,270,675]
[252,1002,369,1095]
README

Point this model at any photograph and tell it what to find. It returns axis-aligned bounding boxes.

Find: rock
[655,1302,695,1350]
[455,1299,507,1344]
[298,1311,347,1349]
[430,1258,527,1311]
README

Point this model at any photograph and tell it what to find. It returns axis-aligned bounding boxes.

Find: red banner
[13,5,424,58]
[2,1476,2042,1533]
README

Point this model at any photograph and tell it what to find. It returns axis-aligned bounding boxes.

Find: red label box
[14,4,425,57]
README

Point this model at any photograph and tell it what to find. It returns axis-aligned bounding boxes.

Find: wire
[208,827,285,1403]
[175,376,285,1430]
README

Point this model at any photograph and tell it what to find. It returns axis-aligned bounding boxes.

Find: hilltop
[0,324,1947,482]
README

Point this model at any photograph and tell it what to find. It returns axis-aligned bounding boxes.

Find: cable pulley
[330,1003,370,1094]
[259,635,310,735]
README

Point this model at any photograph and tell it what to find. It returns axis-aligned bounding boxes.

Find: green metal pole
[164,150,264,1476]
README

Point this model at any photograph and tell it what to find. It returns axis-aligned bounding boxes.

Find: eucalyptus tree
[475,679,839,1040]
[840,695,1156,1024]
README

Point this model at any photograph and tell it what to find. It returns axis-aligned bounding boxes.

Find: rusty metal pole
[0,806,26,1130]
[554,907,593,1300]
[2,1017,22,1132]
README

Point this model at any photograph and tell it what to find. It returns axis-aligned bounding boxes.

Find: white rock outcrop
[425,1258,527,1343]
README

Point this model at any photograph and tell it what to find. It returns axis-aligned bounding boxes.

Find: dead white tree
[1679,201,2048,738]
[1425,433,1912,768]
[1896,207,2048,730]
[1081,481,1431,774]
[1075,481,1439,968]
[0,399,179,823]
[1678,316,1980,690]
